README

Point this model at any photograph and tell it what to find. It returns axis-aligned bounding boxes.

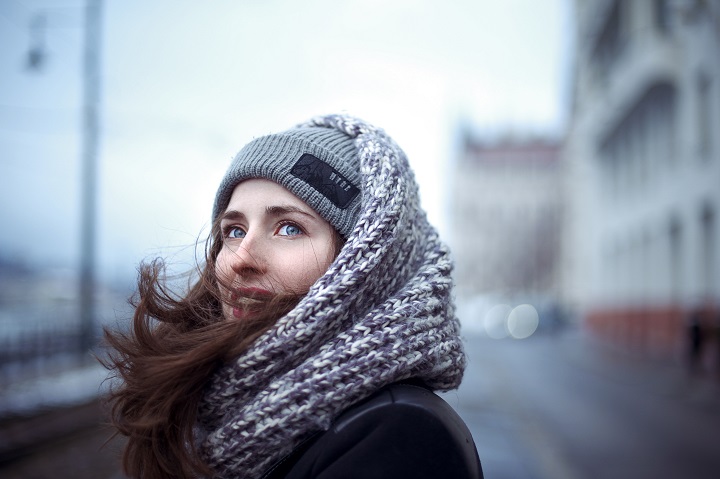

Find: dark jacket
[262,381,483,479]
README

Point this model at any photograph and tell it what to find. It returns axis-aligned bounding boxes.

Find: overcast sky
[0,0,573,287]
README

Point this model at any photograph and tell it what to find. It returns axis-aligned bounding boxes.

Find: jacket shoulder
[335,382,472,436]
[278,382,483,479]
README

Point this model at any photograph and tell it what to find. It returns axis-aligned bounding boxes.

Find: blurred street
[2,328,719,478]
[445,328,720,479]
[0,399,124,479]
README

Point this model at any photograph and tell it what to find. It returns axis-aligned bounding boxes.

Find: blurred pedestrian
[715,307,720,377]
[102,114,482,479]
[687,306,705,374]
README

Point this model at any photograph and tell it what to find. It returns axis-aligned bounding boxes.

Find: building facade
[563,0,720,358]
[451,134,564,302]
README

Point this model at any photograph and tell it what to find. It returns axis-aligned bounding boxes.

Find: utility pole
[79,0,102,353]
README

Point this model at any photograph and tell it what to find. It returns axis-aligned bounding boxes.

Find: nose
[224,232,267,275]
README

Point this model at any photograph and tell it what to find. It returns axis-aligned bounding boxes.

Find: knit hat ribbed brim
[212,125,362,237]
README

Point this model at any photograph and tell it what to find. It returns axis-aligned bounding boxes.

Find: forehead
[225,178,314,214]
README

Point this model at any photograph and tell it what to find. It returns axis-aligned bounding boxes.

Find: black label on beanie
[290,154,360,209]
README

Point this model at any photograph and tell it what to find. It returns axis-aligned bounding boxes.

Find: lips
[229,287,274,320]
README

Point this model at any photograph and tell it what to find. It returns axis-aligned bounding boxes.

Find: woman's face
[215,178,337,321]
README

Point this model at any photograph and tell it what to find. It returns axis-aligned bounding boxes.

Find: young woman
[104,114,483,478]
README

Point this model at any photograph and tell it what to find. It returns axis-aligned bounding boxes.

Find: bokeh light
[483,304,511,339]
[507,303,539,339]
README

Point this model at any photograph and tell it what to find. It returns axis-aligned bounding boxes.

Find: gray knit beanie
[212,125,362,238]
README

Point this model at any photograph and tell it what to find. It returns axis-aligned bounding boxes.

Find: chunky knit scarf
[196,114,465,478]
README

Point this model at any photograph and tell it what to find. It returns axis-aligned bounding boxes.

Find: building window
[592,0,626,83]
[599,82,677,196]
[701,203,716,297]
[669,216,682,301]
[653,0,672,34]
[697,72,712,159]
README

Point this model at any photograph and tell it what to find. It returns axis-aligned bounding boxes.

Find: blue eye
[278,223,303,236]
[226,226,246,239]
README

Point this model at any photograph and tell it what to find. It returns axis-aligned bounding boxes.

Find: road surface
[3,327,719,478]
[445,328,720,479]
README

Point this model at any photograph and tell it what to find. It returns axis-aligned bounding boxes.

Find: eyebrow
[220,210,245,222]
[265,204,316,219]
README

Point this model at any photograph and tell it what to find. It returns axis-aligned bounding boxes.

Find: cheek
[302,262,326,285]
[214,249,232,281]
[277,246,332,292]
[300,244,335,284]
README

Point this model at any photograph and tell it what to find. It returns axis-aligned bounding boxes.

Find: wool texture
[196,114,465,478]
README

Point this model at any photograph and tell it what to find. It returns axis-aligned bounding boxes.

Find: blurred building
[563,0,720,356]
[451,134,564,301]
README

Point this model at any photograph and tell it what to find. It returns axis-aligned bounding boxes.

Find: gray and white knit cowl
[196,114,465,478]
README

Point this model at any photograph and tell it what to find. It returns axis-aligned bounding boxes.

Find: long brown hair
[102,224,344,478]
